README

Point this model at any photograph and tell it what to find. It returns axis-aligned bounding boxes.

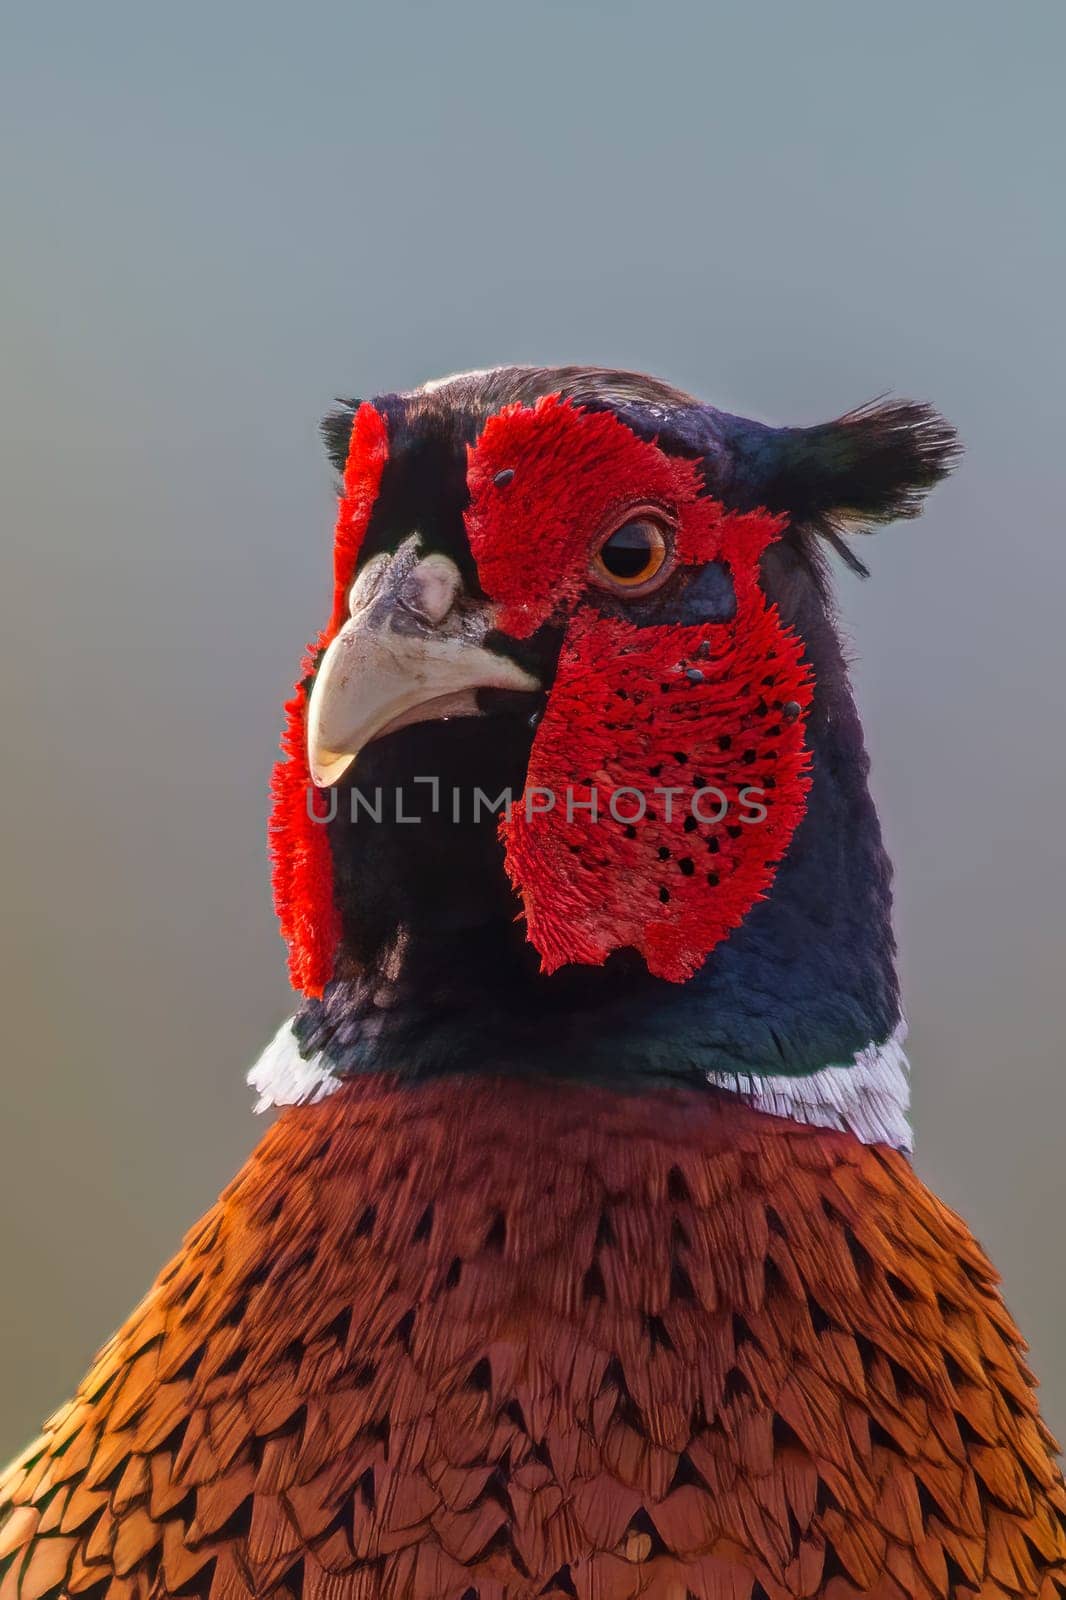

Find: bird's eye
[591,515,674,595]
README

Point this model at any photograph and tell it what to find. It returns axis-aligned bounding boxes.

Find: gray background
[2,1,1064,1458]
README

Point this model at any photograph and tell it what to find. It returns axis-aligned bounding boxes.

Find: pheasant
[3,366,1064,1600]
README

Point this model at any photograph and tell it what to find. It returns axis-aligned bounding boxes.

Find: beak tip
[308,747,357,789]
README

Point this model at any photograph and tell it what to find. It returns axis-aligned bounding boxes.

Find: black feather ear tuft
[320,398,361,474]
[721,398,960,576]
[783,399,961,529]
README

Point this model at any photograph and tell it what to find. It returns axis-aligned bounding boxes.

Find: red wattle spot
[330,403,390,632]
[269,403,389,996]
[466,394,812,981]
[501,604,812,981]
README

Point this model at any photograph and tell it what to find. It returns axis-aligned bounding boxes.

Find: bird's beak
[307,535,540,787]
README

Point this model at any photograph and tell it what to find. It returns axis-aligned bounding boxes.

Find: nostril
[399,555,462,625]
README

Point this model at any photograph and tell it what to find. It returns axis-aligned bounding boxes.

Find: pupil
[602,522,654,579]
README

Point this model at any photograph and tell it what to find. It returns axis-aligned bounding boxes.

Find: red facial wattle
[465,395,814,983]
[270,402,389,996]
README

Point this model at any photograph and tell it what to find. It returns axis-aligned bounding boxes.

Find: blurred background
[1,0,1064,1457]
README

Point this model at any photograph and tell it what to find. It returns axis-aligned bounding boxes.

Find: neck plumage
[251,555,910,1150]
[250,674,909,1147]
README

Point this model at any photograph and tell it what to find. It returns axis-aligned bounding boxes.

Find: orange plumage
[3,1077,1064,1600]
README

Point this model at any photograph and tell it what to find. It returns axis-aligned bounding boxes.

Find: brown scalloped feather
[3,1077,1065,1600]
